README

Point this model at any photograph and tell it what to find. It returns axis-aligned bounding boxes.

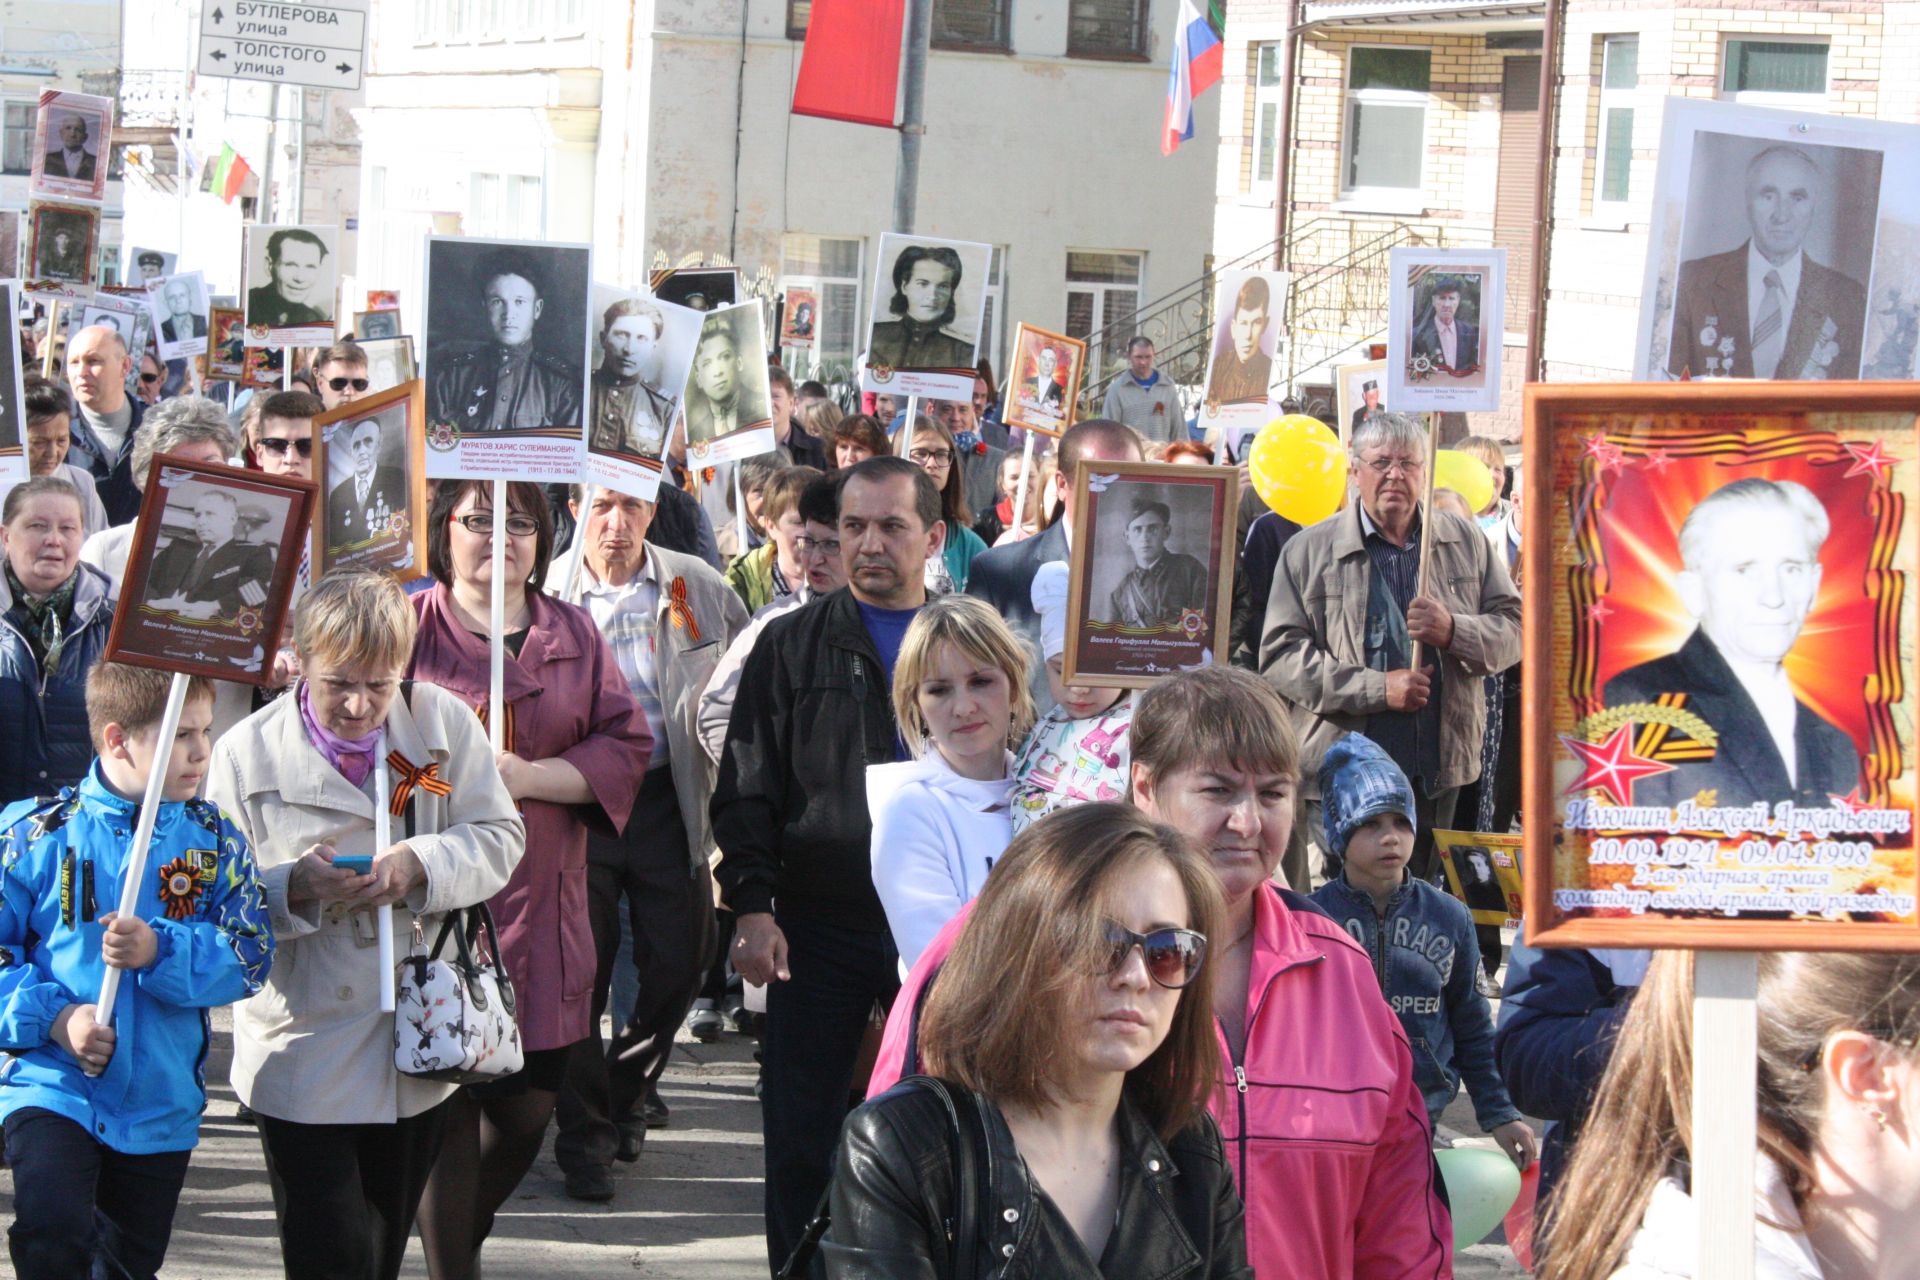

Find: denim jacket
[1311,872,1520,1131]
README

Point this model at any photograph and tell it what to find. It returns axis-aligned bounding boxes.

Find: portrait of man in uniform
[1603,477,1860,809]
[132,248,172,286]
[31,206,93,283]
[1021,345,1065,411]
[1409,275,1480,375]
[246,227,335,331]
[328,418,409,550]
[683,307,770,446]
[867,244,976,374]
[1105,495,1210,630]
[590,296,675,459]
[1206,275,1277,405]
[428,245,583,433]
[146,486,276,622]
[1351,378,1383,431]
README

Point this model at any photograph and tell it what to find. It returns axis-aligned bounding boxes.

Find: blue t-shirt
[858,600,921,690]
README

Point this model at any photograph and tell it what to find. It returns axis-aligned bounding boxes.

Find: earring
[1866,1105,1890,1132]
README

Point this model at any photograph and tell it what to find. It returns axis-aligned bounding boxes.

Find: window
[1340,46,1431,199]
[978,247,1007,376]
[788,0,811,40]
[1069,0,1148,59]
[467,172,544,239]
[475,0,508,40]
[1251,44,1287,189]
[3,102,34,175]
[551,0,585,32]
[1595,35,1638,210]
[413,0,439,44]
[445,0,471,43]
[933,0,1009,51]
[1721,38,1829,104]
[780,233,864,370]
[1065,251,1144,375]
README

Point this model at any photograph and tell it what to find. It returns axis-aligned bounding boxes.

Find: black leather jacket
[823,1082,1254,1279]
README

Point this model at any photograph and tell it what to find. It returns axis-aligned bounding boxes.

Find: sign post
[197,0,369,93]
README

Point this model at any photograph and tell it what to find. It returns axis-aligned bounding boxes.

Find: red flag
[792,0,906,128]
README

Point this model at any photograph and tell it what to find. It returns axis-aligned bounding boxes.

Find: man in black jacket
[712,455,945,1274]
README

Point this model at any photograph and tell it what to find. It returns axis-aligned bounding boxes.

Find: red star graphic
[1579,434,1626,473]
[1842,439,1897,482]
[1560,725,1676,808]
[1585,599,1615,624]
[1641,449,1674,474]
[1829,787,1869,813]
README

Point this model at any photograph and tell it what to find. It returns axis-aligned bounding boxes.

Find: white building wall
[2,0,125,268]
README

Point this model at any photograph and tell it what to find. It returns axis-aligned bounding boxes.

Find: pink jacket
[870,884,1452,1278]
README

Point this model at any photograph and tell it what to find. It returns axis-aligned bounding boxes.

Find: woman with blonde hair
[1542,950,1920,1278]
[869,594,1035,970]
[827,803,1250,1277]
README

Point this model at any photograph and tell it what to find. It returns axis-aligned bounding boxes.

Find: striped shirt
[579,551,668,769]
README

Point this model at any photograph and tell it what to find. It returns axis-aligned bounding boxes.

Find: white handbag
[394,902,525,1083]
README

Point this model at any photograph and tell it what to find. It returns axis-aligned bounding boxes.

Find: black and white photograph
[0,282,24,483]
[359,335,418,395]
[583,284,702,503]
[1201,270,1287,413]
[125,245,177,287]
[859,232,992,400]
[1336,359,1388,442]
[26,201,98,295]
[1063,460,1238,689]
[0,212,19,279]
[143,270,211,360]
[355,309,400,340]
[313,381,427,581]
[30,90,112,204]
[1386,247,1506,412]
[423,235,590,483]
[243,224,339,346]
[106,456,316,684]
[681,300,775,467]
[1434,830,1524,928]
[648,266,739,313]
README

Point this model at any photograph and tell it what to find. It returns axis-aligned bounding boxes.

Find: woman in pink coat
[407,480,653,1280]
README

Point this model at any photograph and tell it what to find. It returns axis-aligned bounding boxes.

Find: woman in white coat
[205,570,525,1280]
[868,594,1034,971]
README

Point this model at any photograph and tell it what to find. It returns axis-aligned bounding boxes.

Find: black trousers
[555,765,716,1173]
[4,1108,192,1280]
[255,1098,451,1280]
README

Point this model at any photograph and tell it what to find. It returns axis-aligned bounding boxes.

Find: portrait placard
[1435,829,1526,930]
[366,289,399,312]
[30,90,112,204]
[1336,359,1390,444]
[25,200,99,298]
[1062,460,1238,690]
[355,309,400,340]
[144,270,211,360]
[781,286,817,349]
[682,300,775,468]
[207,307,246,381]
[312,381,427,582]
[584,283,703,502]
[0,282,25,484]
[422,235,591,484]
[860,232,992,400]
[78,300,138,345]
[358,335,417,395]
[107,455,316,685]
[648,267,739,313]
[124,246,177,289]
[1004,323,1086,440]
[1524,380,1920,952]
[243,224,339,348]
[1197,270,1287,439]
[1387,248,1506,413]
[1636,99,1920,382]
[242,346,283,390]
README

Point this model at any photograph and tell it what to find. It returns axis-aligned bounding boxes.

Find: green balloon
[1435,1146,1521,1250]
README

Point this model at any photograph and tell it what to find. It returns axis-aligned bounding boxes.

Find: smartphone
[332,854,374,874]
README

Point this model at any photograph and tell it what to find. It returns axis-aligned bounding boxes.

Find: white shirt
[1612,1157,1823,1278]
[1747,243,1804,347]
[868,751,1016,972]
[1437,319,1459,368]
[1724,652,1800,787]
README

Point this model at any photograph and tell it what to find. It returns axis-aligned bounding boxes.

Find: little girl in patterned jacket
[1010,562,1135,833]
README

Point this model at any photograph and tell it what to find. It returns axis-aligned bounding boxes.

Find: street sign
[197,0,368,93]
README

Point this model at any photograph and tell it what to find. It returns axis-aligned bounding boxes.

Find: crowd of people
[1,321,1906,1280]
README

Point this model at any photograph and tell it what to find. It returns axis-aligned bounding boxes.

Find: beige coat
[206,679,525,1124]
[1259,503,1520,798]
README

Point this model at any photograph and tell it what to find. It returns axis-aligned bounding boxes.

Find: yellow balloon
[1248,415,1346,527]
[1434,450,1496,516]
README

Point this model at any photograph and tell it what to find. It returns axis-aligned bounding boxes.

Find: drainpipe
[1525,0,1563,382]
[1271,1,1304,268]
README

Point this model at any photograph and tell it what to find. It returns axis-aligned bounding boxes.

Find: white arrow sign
[197,0,368,93]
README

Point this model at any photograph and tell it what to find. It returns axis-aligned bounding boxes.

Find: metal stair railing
[1282,221,1429,393]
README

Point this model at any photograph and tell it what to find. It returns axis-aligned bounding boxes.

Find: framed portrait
[584,284,703,501]
[357,335,418,395]
[1387,248,1506,413]
[1435,830,1525,930]
[1524,380,1920,952]
[1336,359,1389,444]
[1004,324,1086,440]
[1062,460,1239,689]
[30,90,112,204]
[366,288,400,312]
[311,381,428,582]
[207,307,246,381]
[106,455,316,685]
[243,224,339,347]
[0,282,25,484]
[860,232,992,400]
[124,246,177,289]
[78,301,136,341]
[242,345,283,390]
[422,234,591,483]
[1635,98,1920,382]
[1196,269,1287,443]
[0,211,19,278]
[781,286,817,349]
[25,200,99,298]
[144,271,211,361]
[649,266,739,313]
[681,300,775,468]
[355,309,400,340]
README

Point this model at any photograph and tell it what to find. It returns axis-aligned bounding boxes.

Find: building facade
[3,0,125,275]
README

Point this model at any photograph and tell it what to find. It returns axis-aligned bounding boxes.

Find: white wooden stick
[374,748,394,1013]
[732,468,748,561]
[488,478,507,754]
[96,673,190,1025]
[898,395,919,456]
[1009,430,1037,541]
[1693,950,1759,1280]
[563,484,594,605]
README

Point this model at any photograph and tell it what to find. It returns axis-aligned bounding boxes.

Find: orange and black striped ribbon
[385,750,451,816]
[668,578,701,642]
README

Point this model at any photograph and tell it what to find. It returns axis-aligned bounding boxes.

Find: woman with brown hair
[831,413,891,470]
[905,414,988,592]
[1541,950,1920,1279]
[824,803,1251,1277]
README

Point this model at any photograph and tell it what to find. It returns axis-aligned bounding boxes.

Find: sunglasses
[138,372,162,384]
[256,437,312,458]
[457,512,540,538]
[1103,921,1208,989]
[327,377,371,393]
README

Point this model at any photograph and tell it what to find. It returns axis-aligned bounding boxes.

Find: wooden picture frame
[1524,380,1920,952]
[24,200,98,297]
[1003,323,1085,440]
[107,455,316,685]
[311,380,429,583]
[207,306,246,381]
[1062,460,1239,690]
[1434,829,1525,930]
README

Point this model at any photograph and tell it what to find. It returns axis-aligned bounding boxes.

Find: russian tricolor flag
[1162,0,1223,156]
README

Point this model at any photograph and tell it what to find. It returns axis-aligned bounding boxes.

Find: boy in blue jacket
[1309,732,1537,1170]
[0,663,272,1280]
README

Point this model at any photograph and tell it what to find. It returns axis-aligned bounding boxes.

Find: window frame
[787,0,811,41]
[1719,34,1830,108]
[1064,249,1146,377]
[1251,43,1288,194]
[1066,0,1151,61]
[3,100,35,176]
[1335,43,1433,213]
[1593,34,1638,216]
[778,232,866,372]
[930,0,1012,53]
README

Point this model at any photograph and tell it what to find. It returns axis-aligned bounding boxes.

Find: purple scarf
[299,683,383,786]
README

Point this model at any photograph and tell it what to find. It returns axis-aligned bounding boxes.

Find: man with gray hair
[1603,476,1858,808]
[1262,411,1520,888]
[63,325,148,526]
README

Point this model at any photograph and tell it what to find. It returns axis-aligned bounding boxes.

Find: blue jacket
[1311,872,1520,1132]
[66,396,145,527]
[0,766,273,1153]
[0,564,117,808]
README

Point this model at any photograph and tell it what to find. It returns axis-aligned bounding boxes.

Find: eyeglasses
[456,512,539,537]
[1103,921,1208,989]
[1365,457,1425,476]
[794,535,841,559]
[909,448,953,468]
[256,437,312,458]
[327,377,371,393]
[138,372,162,384]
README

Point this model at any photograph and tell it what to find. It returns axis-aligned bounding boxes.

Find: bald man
[63,325,148,525]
